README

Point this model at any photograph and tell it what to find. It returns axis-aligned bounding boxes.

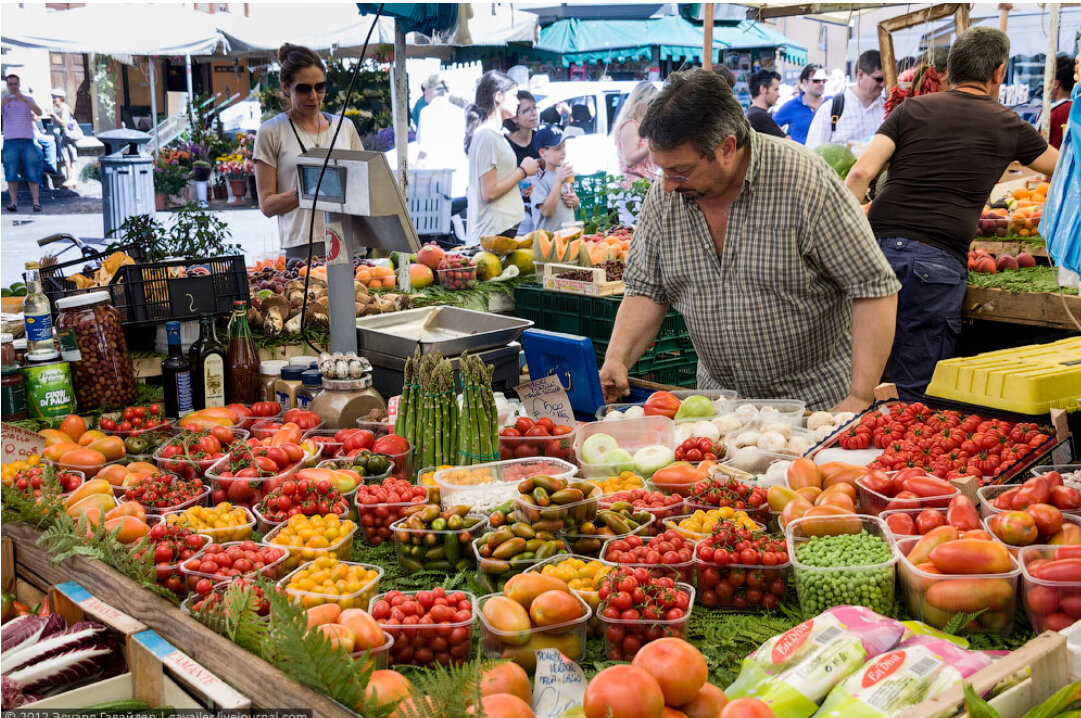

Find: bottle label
[2,379,27,417]
[25,312,53,343]
[202,354,225,408]
[57,328,82,362]
[297,394,312,409]
[176,371,194,414]
[276,389,291,412]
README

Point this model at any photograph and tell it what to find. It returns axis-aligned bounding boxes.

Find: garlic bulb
[806,411,835,432]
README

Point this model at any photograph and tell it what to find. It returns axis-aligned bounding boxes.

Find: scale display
[299,165,345,202]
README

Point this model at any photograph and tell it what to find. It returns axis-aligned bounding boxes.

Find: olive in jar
[55,291,136,411]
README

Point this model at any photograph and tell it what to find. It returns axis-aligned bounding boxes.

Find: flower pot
[213,183,228,200]
[189,179,209,207]
[155,192,168,211]
[191,165,212,182]
[229,178,248,204]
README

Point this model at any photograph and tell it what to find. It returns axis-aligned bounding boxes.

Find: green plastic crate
[574,171,610,223]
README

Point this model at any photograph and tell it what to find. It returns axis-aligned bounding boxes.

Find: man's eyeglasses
[870,75,885,84]
[293,82,327,95]
[652,167,692,183]
[809,79,827,84]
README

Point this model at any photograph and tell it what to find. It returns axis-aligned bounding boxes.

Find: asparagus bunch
[399,349,460,469]
[457,351,498,465]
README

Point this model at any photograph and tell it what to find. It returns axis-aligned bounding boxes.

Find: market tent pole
[998,2,1012,31]
[1040,3,1059,137]
[150,59,159,159]
[185,54,194,101]
[703,4,714,70]
[394,20,409,199]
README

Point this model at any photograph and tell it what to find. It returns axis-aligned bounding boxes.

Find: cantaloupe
[535,233,555,263]
[563,239,581,264]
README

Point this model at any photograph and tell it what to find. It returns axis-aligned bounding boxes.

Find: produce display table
[963,285,1081,331]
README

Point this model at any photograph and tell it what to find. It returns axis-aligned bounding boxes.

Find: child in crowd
[529,125,580,232]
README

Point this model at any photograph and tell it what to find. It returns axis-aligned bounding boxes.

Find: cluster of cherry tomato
[601,489,685,534]
[369,589,474,667]
[210,442,304,507]
[688,478,769,523]
[839,402,1051,484]
[498,416,575,461]
[188,577,271,617]
[694,522,788,611]
[673,437,725,463]
[603,530,695,582]
[181,541,287,593]
[258,478,349,523]
[142,522,208,595]
[991,472,1081,512]
[124,473,206,510]
[355,478,429,545]
[99,404,167,434]
[598,567,692,660]
[304,428,376,459]
[156,427,240,479]
[254,409,322,438]
[9,466,82,496]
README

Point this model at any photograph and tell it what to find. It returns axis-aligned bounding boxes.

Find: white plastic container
[573,416,676,478]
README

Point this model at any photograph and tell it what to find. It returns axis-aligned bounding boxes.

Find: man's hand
[599,359,630,404]
[831,393,873,413]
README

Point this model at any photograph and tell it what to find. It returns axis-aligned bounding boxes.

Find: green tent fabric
[533,15,807,68]
[355,3,457,36]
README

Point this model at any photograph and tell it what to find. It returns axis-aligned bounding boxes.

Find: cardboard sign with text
[532,649,588,718]
[2,422,45,464]
[514,375,575,425]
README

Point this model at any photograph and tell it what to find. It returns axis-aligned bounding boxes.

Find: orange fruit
[381,276,395,288]
[59,415,87,442]
[78,430,108,447]
[43,441,82,462]
[86,436,125,461]
[40,429,73,447]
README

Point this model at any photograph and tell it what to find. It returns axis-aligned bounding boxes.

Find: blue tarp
[355,3,457,36]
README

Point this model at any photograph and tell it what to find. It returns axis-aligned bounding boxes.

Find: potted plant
[213,176,227,201]
[153,159,189,211]
[189,160,212,206]
[215,154,253,204]
[191,159,212,182]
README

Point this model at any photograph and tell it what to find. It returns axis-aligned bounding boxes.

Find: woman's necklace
[291,111,326,147]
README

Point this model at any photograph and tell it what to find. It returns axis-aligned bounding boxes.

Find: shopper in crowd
[505,91,540,233]
[412,74,442,129]
[254,43,364,260]
[465,70,538,245]
[899,47,949,87]
[746,69,786,138]
[50,88,80,189]
[600,69,900,411]
[613,81,659,184]
[805,50,885,149]
[1047,54,1075,149]
[3,74,44,212]
[713,64,737,88]
[846,27,1058,401]
[773,64,830,144]
[529,124,579,233]
[416,78,466,170]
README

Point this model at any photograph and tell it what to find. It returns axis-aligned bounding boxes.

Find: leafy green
[967,266,1079,295]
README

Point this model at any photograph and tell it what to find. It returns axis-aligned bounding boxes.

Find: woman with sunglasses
[254,43,364,260]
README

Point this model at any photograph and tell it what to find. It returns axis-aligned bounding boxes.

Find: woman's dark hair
[465,70,516,153]
[640,68,750,158]
[277,43,325,108]
[503,90,536,132]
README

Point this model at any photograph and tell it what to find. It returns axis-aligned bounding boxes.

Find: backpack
[830,93,845,133]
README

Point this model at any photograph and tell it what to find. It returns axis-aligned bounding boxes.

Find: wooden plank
[1,536,12,592]
[747,3,863,20]
[880,3,961,32]
[970,240,1048,259]
[963,286,1081,331]
[3,521,354,718]
[879,25,898,90]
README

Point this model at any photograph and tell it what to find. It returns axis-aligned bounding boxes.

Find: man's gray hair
[639,68,751,159]
[948,27,1010,86]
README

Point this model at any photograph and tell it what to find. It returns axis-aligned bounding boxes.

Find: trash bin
[97,128,156,239]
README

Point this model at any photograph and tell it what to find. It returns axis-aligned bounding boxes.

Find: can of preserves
[22,358,76,419]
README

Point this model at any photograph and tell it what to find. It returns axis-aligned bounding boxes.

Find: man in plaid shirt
[599,69,900,411]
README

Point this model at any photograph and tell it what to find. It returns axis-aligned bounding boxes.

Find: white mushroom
[759,405,781,418]
[674,423,694,442]
[813,424,837,442]
[834,412,856,426]
[760,421,792,440]
[734,404,760,420]
[806,411,835,432]
[604,409,624,422]
[625,405,646,418]
[689,421,721,442]
[712,415,743,435]
[787,435,812,456]
[765,460,791,485]
[733,431,760,450]
[757,430,787,452]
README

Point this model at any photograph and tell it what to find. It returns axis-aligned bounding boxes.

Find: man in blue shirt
[774,64,830,144]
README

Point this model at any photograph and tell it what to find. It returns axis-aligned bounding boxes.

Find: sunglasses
[293,82,327,95]
[809,79,827,84]
[870,75,885,84]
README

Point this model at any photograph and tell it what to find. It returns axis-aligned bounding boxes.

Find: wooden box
[542,262,624,296]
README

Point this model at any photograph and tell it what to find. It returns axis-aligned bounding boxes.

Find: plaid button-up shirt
[623,131,901,410]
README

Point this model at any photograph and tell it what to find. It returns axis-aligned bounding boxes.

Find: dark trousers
[878,237,968,402]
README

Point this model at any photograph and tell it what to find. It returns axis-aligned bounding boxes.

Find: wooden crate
[963,286,1081,331]
[897,631,1073,718]
[542,262,624,296]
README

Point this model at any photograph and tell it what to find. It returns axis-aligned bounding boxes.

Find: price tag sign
[514,375,575,425]
[532,649,588,718]
[2,422,45,464]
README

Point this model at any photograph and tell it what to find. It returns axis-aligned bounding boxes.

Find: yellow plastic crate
[925,337,1081,416]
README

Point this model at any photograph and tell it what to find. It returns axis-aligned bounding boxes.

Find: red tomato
[720,698,776,718]
[524,425,550,437]
[643,391,681,419]
[583,665,665,718]
[916,509,947,534]
[1026,503,1064,538]
[514,417,535,433]
[885,512,918,536]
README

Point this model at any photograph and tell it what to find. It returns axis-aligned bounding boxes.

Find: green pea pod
[493,537,527,560]
[549,488,585,505]
[512,523,536,539]
[533,475,568,493]
[444,532,461,565]
[533,486,551,506]
[398,556,424,572]
[431,517,447,531]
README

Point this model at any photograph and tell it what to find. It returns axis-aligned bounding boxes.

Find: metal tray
[356,306,532,358]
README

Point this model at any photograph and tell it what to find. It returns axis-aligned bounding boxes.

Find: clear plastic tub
[351,631,394,672]
[300,428,346,461]
[180,579,271,619]
[261,518,358,570]
[154,427,250,476]
[598,581,695,660]
[251,417,326,440]
[204,453,300,510]
[897,535,1020,635]
[252,499,351,535]
[646,474,709,498]
[133,485,212,516]
[978,482,1081,519]
[179,540,290,592]
[600,533,695,583]
[472,535,571,594]
[879,507,947,538]
[984,512,1081,552]
[391,514,488,571]
[786,514,898,617]
[694,540,788,610]
[152,532,210,597]
[513,482,603,531]
[279,560,384,609]
[1019,545,1081,633]
[159,504,256,542]
[498,428,577,463]
[477,590,591,672]
[599,491,686,536]
[368,589,476,668]
[724,423,816,461]
[523,554,614,626]
[315,458,394,485]
[559,513,655,557]
[717,449,792,477]
[354,484,430,546]
[572,416,676,478]
[664,513,766,541]
[595,403,646,421]
[588,474,646,495]
[336,445,414,482]
[724,399,806,427]
[1030,464,1081,485]
[46,456,124,480]
[437,265,477,289]
[685,499,770,526]
[858,475,959,516]
[435,458,577,514]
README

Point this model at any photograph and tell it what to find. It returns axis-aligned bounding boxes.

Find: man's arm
[845,134,896,202]
[19,93,42,116]
[835,294,897,412]
[1026,146,1059,176]
[599,295,669,403]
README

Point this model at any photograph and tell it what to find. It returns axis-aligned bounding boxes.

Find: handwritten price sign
[2,422,45,464]
[532,649,588,718]
[514,375,575,425]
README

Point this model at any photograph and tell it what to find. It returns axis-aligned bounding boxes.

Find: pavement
[1,187,279,289]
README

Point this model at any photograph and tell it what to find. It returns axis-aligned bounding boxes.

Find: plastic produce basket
[336,446,414,482]
[477,590,591,673]
[598,582,695,660]
[153,533,210,598]
[897,536,1020,635]
[523,554,614,637]
[725,399,807,427]
[513,484,603,531]
[261,518,357,570]
[694,540,789,610]
[879,507,948,538]
[497,428,577,463]
[178,541,290,592]
[153,428,250,480]
[134,485,212,516]
[315,458,394,486]
[435,458,576,514]
[354,485,430,546]
[159,504,255,542]
[599,493,686,536]
[252,417,326,440]
[252,499,350,536]
[573,416,677,478]
[368,590,476,668]
[857,475,959,516]
[983,512,1081,553]
[664,514,766,542]
[978,482,1081,519]
[600,534,695,583]
[786,514,899,617]
[559,514,655,558]
[1019,546,1081,633]
[279,560,384,609]
[724,423,816,462]
[391,514,488,571]
[472,535,571,594]
[205,454,300,510]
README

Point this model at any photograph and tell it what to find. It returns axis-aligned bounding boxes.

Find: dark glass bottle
[162,321,194,418]
[226,301,261,404]
[189,314,226,410]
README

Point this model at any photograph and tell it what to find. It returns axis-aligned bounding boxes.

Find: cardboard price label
[532,649,588,718]
[2,422,45,464]
[514,375,575,425]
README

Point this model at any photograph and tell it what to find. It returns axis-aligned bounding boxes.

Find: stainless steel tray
[356,307,533,358]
